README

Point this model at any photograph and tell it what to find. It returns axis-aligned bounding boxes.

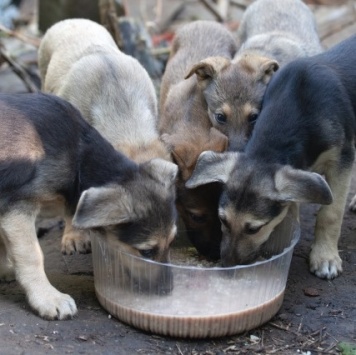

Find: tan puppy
[38,19,175,255]
[159,21,235,259]
[186,0,323,150]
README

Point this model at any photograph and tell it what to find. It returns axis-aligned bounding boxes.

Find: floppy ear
[259,58,279,84]
[73,186,134,229]
[185,56,231,84]
[161,130,228,181]
[274,166,333,205]
[185,151,238,188]
[208,127,229,152]
[172,144,198,180]
[140,158,178,189]
[237,54,279,84]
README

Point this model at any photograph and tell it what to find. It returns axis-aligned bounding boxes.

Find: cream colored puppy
[39,19,173,254]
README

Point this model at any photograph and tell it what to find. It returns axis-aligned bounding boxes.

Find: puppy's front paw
[348,194,356,212]
[309,246,342,279]
[61,230,91,255]
[28,286,77,320]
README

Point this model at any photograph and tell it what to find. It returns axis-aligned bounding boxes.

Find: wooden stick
[98,0,124,45]
[0,48,39,93]
[217,0,230,20]
[200,0,225,22]
[0,24,40,47]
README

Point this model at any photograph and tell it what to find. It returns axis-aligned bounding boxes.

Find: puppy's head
[186,151,333,266]
[73,158,178,295]
[185,54,279,151]
[162,127,228,259]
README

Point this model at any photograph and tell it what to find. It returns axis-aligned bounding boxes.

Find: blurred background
[0,0,355,94]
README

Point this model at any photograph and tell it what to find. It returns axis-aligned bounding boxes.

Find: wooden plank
[314,3,356,40]
[322,22,356,48]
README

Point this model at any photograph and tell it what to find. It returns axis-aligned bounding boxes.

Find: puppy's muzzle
[126,264,174,296]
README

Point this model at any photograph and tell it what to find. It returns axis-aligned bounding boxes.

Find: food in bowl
[91,215,300,338]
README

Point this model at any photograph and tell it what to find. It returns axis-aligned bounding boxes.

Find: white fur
[38,19,171,254]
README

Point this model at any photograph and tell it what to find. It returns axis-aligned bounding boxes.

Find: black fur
[246,34,356,168]
[0,93,138,213]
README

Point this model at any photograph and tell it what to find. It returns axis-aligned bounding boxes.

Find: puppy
[185,0,323,150]
[186,34,356,279]
[38,19,172,254]
[0,93,177,319]
[159,20,235,259]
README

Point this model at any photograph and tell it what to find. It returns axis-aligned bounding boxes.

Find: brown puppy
[38,19,175,255]
[186,0,323,150]
[159,20,235,259]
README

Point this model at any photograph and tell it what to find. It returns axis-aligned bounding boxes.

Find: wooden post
[38,0,100,33]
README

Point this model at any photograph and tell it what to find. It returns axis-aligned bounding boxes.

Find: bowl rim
[93,220,301,272]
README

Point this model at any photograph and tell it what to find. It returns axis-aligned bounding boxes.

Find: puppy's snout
[131,263,174,296]
[227,133,247,152]
[156,266,174,295]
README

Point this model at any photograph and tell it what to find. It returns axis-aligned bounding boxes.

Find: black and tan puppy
[187,34,356,279]
[0,93,177,319]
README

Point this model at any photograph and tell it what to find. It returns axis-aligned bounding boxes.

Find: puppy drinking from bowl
[0,93,177,319]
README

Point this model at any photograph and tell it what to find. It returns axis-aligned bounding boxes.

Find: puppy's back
[237,0,323,60]
[160,20,237,110]
[39,18,118,93]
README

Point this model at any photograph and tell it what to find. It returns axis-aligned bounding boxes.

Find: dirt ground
[0,1,356,354]
[0,179,355,354]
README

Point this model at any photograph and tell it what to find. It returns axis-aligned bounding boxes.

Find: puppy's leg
[0,236,15,282]
[0,203,77,319]
[310,166,352,279]
[61,215,91,255]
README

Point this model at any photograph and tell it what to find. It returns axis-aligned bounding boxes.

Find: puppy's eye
[188,212,207,224]
[248,113,258,124]
[214,113,227,124]
[244,224,263,235]
[139,248,157,259]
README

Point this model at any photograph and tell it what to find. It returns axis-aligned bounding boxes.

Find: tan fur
[0,109,44,162]
[220,204,290,265]
[38,19,172,254]
[0,202,77,319]
[309,148,350,277]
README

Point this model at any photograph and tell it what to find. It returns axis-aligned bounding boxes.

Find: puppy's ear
[237,54,279,84]
[140,158,178,189]
[185,56,230,84]
[259,59,279,84]
[73,186,134,229]
[207,127,229,153]
[274,166,333,205]
[171,143,199,181]
[185,151,238,188]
